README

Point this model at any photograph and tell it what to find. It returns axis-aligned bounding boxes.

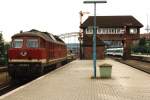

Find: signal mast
[145,14,150,33]
[79,11,89,59]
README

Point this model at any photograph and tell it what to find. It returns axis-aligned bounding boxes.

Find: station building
[81,16,143,59]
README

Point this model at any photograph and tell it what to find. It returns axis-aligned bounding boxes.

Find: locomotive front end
[8,36,47,79]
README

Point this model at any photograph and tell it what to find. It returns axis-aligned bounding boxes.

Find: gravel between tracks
[114,58,150,74]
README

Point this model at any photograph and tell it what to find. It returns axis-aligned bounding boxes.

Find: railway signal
[79,11,89,59]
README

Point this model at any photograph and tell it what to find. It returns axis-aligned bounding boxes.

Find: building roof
[81,16,143,28]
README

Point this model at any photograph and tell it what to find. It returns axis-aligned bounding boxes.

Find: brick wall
[83,46,105,59]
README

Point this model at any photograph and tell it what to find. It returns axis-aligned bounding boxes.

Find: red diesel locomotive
[8,29,67,79]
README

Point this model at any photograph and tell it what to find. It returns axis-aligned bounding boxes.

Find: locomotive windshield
[12,39,23,48]
[27,39,38,48]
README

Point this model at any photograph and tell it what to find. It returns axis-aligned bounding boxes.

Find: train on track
[106,47,123,56]
[8,29,73,79]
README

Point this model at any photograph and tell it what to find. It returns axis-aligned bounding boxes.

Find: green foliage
[4,43,10,51]
[0,33,5,65]
[132,38,150,55]
[139,38,146,46]
[0,33,10,66]
[0,33,4,56]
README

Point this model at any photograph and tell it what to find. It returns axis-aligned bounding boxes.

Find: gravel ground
[114,58,150,74]
[0,72,10,86]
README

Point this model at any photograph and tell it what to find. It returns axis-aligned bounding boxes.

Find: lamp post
[83,0,107,78]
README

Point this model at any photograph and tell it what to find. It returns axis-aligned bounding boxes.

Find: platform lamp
[83,0,107,78]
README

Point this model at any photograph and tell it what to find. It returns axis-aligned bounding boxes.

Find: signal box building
[81,16,143,59]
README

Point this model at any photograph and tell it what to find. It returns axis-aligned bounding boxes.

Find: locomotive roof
[12,29,65,45]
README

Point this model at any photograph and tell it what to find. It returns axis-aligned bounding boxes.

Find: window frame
[12,39,23,48]
[26,39,39,48]
[129,28,137,34]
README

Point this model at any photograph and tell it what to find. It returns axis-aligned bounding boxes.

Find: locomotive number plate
[18,64,29,67]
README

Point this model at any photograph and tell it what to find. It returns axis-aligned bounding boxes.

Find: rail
[131,54,150,62]
[111,56,150,74]
[0,67,7,73]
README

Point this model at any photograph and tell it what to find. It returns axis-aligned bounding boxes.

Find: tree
[132,37,150,54]
[0,32,5,65]
[139,37,146,46]
[0,33,4,55]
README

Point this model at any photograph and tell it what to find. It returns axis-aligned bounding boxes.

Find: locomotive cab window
[27,39,38,48]
[12,39,23,48]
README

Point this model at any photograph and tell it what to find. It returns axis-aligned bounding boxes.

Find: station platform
[1,59,150,100]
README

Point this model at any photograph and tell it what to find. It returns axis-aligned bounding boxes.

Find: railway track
[0,72,11,96]
[0,68,42,95]
[0,80,33,96]
[0,84,10,91]
[0,67,7,73]
[131,55,150,63]
[0,84,11,96]
[110,56,150,74]
[0,72,40,96]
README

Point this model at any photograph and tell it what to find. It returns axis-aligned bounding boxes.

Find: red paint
[8,48,47,60]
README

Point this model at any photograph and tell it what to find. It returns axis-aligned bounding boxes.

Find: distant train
[106,48,123,56]
[8,29,69,79]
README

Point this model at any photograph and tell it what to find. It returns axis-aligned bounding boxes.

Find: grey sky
[0,0,149,41]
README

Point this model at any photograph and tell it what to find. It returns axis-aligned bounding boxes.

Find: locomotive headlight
[35,63,40,67]
[20,51,27,56]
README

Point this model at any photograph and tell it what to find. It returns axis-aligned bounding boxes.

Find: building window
[98,28,102,34]
[92,28,126,34]
[112,28,116,33]
[89,28,93,33]
[12,39,23,48]
[130,28,137,34]
[86,28,89,33]
[86,27,93,34]
[27,39,38,48]
[97,28,123,34]
[103,28,107,34]
[86,26,99,34]
[109,28,112,33]
[116,28,124,34]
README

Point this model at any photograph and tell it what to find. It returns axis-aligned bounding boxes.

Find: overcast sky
[0,0,150,42]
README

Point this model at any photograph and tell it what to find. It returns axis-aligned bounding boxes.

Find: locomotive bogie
[8,62,44,79]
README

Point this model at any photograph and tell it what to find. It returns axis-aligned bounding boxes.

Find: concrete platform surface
[1,59,150,100]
